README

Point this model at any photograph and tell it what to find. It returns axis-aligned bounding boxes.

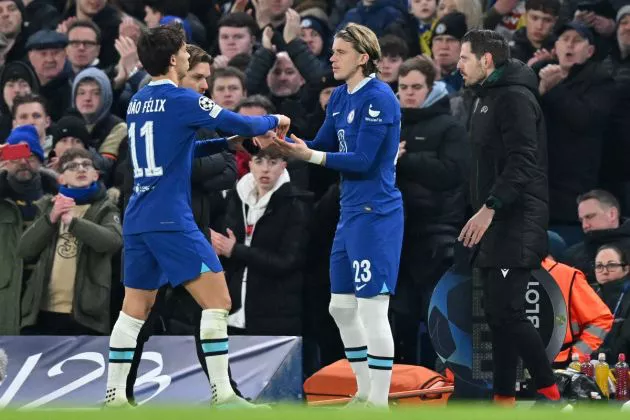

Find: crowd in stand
[0,0,629,378]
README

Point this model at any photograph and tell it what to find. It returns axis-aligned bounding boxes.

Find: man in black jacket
[457,29,563,405]
[393,55,470,366]
[535,22,614,244]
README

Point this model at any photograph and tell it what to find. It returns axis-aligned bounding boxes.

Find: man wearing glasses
[17,146,122,335]
[66,20,103,78]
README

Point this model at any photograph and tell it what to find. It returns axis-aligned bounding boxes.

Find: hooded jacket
[468,59,548,268]
[73,68,126,184]
[0,61,39,142]
[398,82,469,233]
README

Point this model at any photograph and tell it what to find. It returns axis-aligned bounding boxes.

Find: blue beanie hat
[6,125,45,162]
[160,16,192,42]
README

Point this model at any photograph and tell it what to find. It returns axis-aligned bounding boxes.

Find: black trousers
[481,267,556,396]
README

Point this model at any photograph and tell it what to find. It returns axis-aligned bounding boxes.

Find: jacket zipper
[471,97,481,208]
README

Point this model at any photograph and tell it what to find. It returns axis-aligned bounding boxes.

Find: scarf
[7,172,44,222]
[59,181,100,205]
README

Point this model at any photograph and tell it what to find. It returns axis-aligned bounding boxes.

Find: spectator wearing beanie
[603,6,630,85]
[431,12,467,93]
[0,123,57,335]
[26,29,72,122]
[48,115,107,177]
[300,15,331,66]
[6,124,45,162]
[0,60,39,142]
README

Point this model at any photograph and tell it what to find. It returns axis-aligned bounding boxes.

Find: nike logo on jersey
[368,104,381,118]
[500,268,510,278]
[332,112,340,116]
[356,284,367,291]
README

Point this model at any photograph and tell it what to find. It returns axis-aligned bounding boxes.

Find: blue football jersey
[124,79,278,234]
[308,76,402,213]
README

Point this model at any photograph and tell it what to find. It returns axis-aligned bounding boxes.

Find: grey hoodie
[72,67,113,125]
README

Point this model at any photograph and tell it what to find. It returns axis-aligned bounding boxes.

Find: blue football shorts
[330,206,404,298]
[123,229,223,290]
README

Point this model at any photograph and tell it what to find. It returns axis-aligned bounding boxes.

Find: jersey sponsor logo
[365,104,383,122]
[198,96,222,118]
[368,104,381,118]
[347,109,355,123]
[337,129,347,152]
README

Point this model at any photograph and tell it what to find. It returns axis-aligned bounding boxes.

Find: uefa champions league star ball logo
[199,96,216,112]
[337,129,347,152]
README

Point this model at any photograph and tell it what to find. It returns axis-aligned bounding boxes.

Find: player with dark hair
[104,23,289,408]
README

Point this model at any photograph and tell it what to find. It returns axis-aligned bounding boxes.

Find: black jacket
[537,60,614,223]
[38,71,72,122]
[245,45,319,136]
[221,183,312,336]
[562,220,630,285]
[468,59,549,268]
[398,95,469,233]
[0,61,40,142]
[509,27,555,64]
[596,278,630,363]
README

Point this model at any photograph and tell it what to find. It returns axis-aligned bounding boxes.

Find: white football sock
[329,293,370,400]
[358,295,394,407]
[106,311,145,405]
[200,309,235,403]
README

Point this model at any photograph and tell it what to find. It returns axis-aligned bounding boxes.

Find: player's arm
[193,137,229,157]
[275,95,392,173]
[180,90,289,138]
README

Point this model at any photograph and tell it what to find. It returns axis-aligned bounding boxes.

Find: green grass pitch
[0,404,628,420]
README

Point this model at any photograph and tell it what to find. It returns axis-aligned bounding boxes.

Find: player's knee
[357,295,390,328]
[121,300,153,321]
[329,293,358,324]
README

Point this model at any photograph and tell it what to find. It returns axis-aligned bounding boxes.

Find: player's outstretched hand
[272,133,312,161]
[274,114,291,139]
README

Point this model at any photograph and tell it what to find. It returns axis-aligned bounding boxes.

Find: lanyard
[613,281,630,317]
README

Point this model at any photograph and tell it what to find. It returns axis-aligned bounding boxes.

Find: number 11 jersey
[123,79,276,234]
